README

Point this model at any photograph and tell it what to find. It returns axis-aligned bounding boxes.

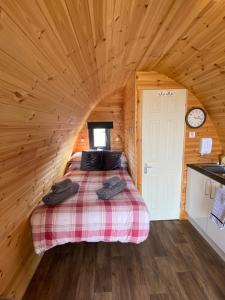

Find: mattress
[31,169,150,254]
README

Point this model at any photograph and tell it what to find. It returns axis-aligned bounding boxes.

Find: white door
[141,89,186,220]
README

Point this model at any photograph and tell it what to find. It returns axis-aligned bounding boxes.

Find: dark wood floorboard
[23,221,225,300]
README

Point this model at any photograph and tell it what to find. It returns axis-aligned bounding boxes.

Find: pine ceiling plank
[106,0,128,93]
[122,0,173,68]
[153,2,225,81]
[0,75,86,113]
[2,0,84,91]
[63,0,100,94]
[37,0,98,99]
[0,13,88,106]
[139,0,213,70]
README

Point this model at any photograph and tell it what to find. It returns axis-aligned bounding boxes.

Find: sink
[202,165,225,174]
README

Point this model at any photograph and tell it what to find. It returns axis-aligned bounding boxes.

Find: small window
[93,128,107,148]
[88,122,113,150]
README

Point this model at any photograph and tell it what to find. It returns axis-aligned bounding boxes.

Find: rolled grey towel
[97,179,127,200]
[52,178,73,194]
[103,176,121,188]
[43,182,79,206]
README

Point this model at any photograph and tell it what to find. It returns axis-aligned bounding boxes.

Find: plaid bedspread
[31,169,150,254]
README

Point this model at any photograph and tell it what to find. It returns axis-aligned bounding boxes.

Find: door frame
[136,87,187,217]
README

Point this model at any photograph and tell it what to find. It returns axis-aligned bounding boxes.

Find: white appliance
[199,137,212,155]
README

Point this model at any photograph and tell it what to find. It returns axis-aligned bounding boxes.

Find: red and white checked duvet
[31,169,150,254]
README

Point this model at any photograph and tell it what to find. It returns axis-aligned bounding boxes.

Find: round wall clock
[185,107,206,128]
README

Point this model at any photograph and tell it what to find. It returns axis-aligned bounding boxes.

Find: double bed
[31,167,150,254]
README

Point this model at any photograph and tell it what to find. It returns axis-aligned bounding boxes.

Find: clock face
[185,107,206,128]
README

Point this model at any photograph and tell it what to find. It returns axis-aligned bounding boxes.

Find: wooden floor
[23,221,225,300]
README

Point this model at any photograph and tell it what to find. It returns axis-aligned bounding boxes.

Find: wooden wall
[181,92,222,218]
[0,109,84,299]
[74,90,124,152]
[0,1,90,297]
[124,73,137,181]
[124,71,222,219]
[1,1,225,299]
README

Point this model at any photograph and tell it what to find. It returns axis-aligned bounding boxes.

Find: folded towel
[210,188,225,229]
[103,176,121,188]
[52,178,73,194]
[97,179,127,200]
[43,182,79,206]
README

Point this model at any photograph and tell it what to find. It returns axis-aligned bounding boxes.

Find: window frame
[88,128,111,150]
[87,122,113,150]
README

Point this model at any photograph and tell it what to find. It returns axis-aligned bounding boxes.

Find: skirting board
[188,216,225,262]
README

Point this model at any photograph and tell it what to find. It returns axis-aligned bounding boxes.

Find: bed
[31,168,150,254]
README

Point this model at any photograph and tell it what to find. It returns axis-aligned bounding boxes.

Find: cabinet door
[207,182,225,252]
[186,168,210,232]
[199,177,212,232]
[186,168,193,215]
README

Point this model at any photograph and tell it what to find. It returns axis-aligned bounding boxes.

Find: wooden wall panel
[74,90,124,152]
[74,125,89,152]
[181,92,222,218]
[0,123,80,299]
[0,2,89,298]
[124,73,137,181]
[124,71,222,219]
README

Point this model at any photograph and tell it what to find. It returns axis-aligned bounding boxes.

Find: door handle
[204,179,210,195]
[144,163,152,174]
[210,182,215,199]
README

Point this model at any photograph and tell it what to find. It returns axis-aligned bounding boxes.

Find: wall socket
[189,132,196,138]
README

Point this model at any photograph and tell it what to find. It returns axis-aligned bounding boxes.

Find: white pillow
[70,152,82,163]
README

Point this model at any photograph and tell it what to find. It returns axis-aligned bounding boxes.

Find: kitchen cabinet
[186,167,225,257]
[207,183,225,252]
[186,168,211,232]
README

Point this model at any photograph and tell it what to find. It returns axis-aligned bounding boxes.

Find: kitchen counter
[187,163,225,186]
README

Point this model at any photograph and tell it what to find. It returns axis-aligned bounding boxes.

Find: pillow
[80,151,102,171]
[69,152,82,170]
[102,151,122,170]
[70,152,82,163]
[121,162,128,169]
[69,162,81,170]
[69,151,128,170]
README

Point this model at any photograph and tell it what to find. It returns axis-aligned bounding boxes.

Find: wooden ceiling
[1,0,225,146]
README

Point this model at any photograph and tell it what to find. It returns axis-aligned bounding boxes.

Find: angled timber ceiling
[1,0,225,146]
